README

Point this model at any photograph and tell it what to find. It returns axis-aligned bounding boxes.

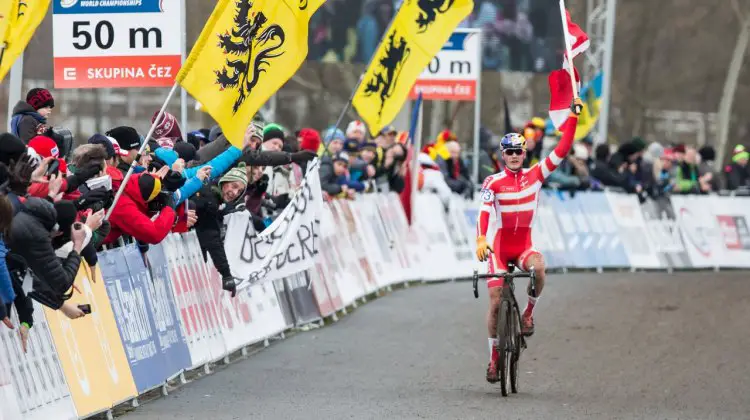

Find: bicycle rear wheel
[495,297,512,397]
[509,304,521,394]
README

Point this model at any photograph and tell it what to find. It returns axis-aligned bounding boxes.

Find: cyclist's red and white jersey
[477,116,578,258]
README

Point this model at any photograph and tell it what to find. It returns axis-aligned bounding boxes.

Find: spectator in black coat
[7,197,85,310]
[589,144,628,189]
[725,145,750,191]
[437,141,473,196]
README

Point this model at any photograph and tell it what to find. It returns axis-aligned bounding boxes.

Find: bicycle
[471,262,536,397]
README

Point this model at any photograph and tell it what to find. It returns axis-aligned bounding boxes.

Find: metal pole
[105,82,180,220]
[471,30,483,185]
[716,20,750,166]
[559,0,580,98]
[6,52,23,131]
[179,0,189,136]
[331,74,364,134]
[597,0,617,146]
[411,98,424,226]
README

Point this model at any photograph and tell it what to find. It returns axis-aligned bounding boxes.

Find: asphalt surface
[123,271,750,420]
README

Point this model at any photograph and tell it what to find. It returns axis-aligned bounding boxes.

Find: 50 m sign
[52,0,183,89]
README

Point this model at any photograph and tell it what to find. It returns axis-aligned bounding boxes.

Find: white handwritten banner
[224,161,323,290]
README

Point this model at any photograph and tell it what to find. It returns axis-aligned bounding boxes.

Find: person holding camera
[7,197,85,310]
[103,171,177,245]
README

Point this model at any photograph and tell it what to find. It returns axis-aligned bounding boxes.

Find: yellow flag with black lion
[178,0,325,148]
[353,0,474,137]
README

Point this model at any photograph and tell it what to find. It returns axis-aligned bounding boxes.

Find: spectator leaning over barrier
[674,145,712,194]
[7,196,85,312]
[106,126,148,179]
[103,171,177,245]
[725,145,750,191]
[10,88,55,144]
[194,163,250,297]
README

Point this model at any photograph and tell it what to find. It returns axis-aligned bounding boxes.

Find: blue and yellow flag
[353,0,473,136]
[177,0,324,148]
[0,0,51,82]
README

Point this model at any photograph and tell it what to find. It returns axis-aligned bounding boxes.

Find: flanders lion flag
[0,0,51,82]
[353,0,473,136]
[178,0,324,148]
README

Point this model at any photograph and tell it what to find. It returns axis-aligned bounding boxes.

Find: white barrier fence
[1,190,747,418]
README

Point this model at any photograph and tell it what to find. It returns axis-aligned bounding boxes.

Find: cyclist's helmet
[500,133,527,151]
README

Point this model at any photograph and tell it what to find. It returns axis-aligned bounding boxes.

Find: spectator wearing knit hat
[346,120,368,143]
[193,163,251,297]
[106,126,144,176]
[725,145,750,190]
[26,136,103,202]
[261,125,294,208]
[10,88,55,143]
[151,111,183,142]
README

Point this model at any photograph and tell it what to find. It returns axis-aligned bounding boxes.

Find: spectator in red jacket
[104,172,176,245]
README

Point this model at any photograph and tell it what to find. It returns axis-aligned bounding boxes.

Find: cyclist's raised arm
[538,99,582,180]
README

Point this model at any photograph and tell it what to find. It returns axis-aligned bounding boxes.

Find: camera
[148,191,174,213]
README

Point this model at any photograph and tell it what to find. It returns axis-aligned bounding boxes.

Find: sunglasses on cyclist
[503,149,524,156]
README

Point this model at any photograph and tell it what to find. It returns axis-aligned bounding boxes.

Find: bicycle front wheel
[496,298,511,397]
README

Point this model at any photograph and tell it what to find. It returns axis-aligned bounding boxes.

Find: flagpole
[559,0,579,99]
[105,82,180,221]
[330,73,364,135]
[410,96,424,227]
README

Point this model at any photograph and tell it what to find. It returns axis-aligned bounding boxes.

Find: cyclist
[476,98,582,383]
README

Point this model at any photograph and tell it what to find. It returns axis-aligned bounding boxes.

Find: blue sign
[54,0,164,14]
[548,191,597,268]
[101,245,169,393]
[577,192,630,268]
[144,244,191,375]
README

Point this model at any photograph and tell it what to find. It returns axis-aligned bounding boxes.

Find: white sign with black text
[224,161,323,290]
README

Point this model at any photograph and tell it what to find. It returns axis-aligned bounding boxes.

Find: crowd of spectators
[308,0,560,72]
[476,118,750,200]
[0,88,319,351]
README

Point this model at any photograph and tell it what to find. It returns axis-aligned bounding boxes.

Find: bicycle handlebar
[468,269,535,299]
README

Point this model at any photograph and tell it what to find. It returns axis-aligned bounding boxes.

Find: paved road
[124,271,750,420]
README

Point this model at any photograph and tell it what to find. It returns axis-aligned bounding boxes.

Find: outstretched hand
[571,97,584,116]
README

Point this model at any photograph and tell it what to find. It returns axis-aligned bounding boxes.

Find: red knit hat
[298,128,321,153]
